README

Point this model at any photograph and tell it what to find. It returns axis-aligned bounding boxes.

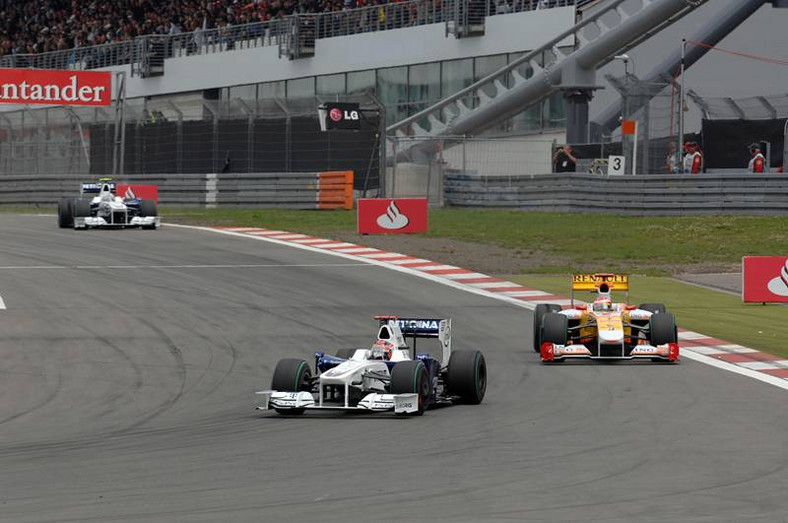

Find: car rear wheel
[139,199,158,229]
[533,303,562,352]
[649,313,677,346]
[335,348,356,359]
[58,198,74,228]
[271,358,312,415]
[73,199,91,218]
[446,349,486,405]
[390,360,430,416]
[639,303,667,314]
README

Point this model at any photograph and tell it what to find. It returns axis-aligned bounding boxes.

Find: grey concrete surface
[0,215,786,522]
[674,273,742,295]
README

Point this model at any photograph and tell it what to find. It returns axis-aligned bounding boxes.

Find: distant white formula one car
[534,273,680,363]
[256,316,487,416]
[58,178,159,229]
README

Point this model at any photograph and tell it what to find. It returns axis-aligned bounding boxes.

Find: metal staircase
[387,0,708,152]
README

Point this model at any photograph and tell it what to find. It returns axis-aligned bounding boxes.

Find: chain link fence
[386,135,557,203]
[0,93,384,192]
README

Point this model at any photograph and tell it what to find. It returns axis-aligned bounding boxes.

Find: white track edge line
[168,223,787,392]
[0,295,5,309]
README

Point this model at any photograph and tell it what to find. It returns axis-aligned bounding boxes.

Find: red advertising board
[357,198,428,234]
[742,256,788,302]
[117,184,158,204]
[0,69,111,106]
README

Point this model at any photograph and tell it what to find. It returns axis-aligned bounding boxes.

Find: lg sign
[0,69,111,106]
[322,102,361,130]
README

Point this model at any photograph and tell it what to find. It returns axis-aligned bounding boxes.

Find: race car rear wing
[375,316,452,365]
[81,181,116,195]
[571,273,629,305]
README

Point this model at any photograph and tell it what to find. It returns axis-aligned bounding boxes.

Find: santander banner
[742,256,788,303]
[358,198,428,234]
[0,69,111,106]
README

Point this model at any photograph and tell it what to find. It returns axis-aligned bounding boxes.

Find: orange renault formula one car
[533,274,680,363]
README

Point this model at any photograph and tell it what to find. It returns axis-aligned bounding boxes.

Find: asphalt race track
[1,215,786,522]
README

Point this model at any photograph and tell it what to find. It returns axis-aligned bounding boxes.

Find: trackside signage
[0,69,111,106]
[742,256,788,303]
[357,198,428,234]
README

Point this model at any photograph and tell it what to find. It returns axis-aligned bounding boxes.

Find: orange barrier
[318,171,353,210]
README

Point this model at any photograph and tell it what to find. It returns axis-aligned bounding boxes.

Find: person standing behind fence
[553,144,577,173]
[665,142,678,173]
[747,143,766,173]
[682,142,703,174]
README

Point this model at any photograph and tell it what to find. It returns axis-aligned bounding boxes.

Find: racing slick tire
[390,360,431,416]
[639,303,667,314]
[533,303,562,352]
[73,199,91,219]
[446,349,487,405]
[139,199,158,230]
[649,312,678,346]
[58,198,74,228]
[335,348,357,360]
[271,358,312,415]
[542,313,568,346]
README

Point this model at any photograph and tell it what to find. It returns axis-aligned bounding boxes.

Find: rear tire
[649,313,677,346]
[390,360,431,415]
[139,200,158,229]
[271,358,312,415]
[446,349,486,405]
[533,303,562,352]
[58,198,73,228]
[542,313,568,345]
[73,199,91,218]
[639,303,667,314]
[335,348,356,360]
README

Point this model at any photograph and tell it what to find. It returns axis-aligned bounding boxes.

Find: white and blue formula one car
[256,316,487,416]
[534,273,680,363]
[58,178,159,230]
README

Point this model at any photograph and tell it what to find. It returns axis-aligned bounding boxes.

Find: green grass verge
[162,208,788,274]
[508,274,788,358]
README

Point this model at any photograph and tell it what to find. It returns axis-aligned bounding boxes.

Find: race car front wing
[540,342,680,362]
[255,390,420,414]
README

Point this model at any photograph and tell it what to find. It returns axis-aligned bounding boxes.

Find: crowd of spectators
[0,0,417,58]
[0,0,575,59]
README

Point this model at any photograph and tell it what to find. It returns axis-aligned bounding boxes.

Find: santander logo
[767,259,788,296]
[376,201,409,230]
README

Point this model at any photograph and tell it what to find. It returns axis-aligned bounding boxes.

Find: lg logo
[329,108,359,122]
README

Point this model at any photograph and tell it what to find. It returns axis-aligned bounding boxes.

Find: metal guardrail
[445,173,788,215]
[0,0,579,72]
[0,172,354,209]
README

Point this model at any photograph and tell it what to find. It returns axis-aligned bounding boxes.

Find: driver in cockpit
[368,340,394,361]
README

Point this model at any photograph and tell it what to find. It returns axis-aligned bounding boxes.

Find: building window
[286,77,316,99]
[377,66,408,125]
[347,70,375,94]
[316,74,347,96]
[408,62,440,116]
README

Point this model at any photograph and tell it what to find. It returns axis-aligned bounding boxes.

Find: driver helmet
[593,297,613,312]
[370,340,394,361]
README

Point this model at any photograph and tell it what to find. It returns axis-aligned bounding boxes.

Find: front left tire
[390,360,431,415]
[58,198,73,228]
[271,358,312,415]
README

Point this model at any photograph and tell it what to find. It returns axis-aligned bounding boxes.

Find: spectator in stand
[747,143,766,173]
[553,144,577,173]
[682,141,702,174]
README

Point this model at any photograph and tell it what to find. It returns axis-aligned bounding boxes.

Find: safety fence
[445,172,788,215]
[0,171,354,210]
